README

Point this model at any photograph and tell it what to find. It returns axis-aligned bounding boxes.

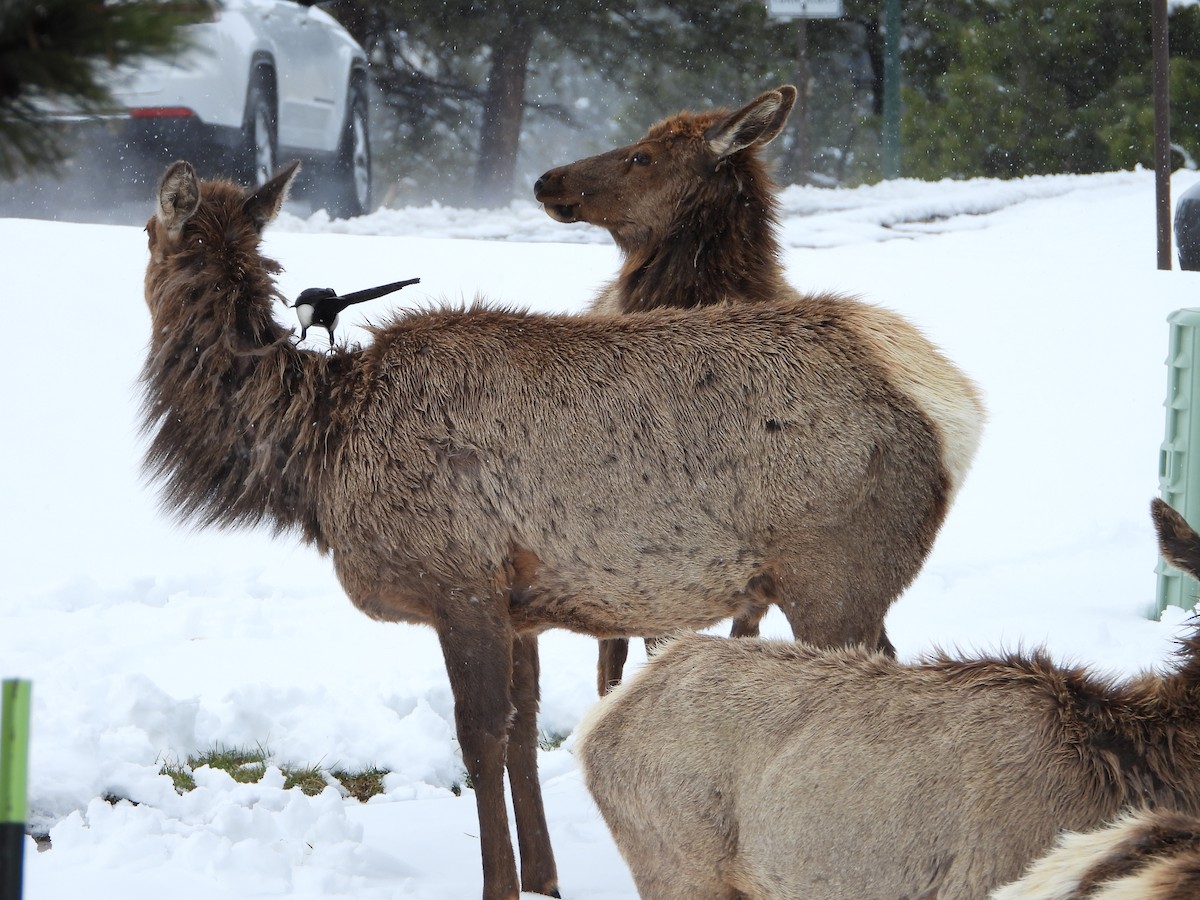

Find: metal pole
[794,17,810,184]
[882,0,901,178]
[1,680,31,900]
[1154,0,1172,270]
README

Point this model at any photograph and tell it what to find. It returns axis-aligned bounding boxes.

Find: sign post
[882,0,901,178]
[765,1,843,185]
[1153,0,1171,270]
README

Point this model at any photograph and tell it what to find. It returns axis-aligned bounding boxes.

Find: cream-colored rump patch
[842,303,985,500]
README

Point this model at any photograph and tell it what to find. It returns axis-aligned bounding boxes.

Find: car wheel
[239,73,277,186]
[325,82,371,218]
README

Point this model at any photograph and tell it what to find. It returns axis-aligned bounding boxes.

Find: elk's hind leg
[729,607,766,638]
[598,635,678,695]
[507,634,560,897]
[597,637,629,695]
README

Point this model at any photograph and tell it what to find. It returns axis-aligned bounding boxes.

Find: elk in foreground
[991,808,1200,899]
[536,85,944,691]
[576,499,1200,900]
[142,159,980,900]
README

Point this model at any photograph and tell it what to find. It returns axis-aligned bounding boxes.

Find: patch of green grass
[283,763,330,796]
[205,742,271,783]
[333,767,387,802]
[157,742,269,795]
[156,731,573,803]
[158,744,393,801]
[161,760,196,794]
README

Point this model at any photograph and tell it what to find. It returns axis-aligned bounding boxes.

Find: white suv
[44,0,371,217]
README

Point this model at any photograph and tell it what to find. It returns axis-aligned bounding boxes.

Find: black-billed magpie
[294,277,420,343]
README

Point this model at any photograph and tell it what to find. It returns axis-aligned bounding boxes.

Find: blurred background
[5,0,1200,216]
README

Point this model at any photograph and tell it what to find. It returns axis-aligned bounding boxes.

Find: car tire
[239,72,277,186]
[323,81,371,218]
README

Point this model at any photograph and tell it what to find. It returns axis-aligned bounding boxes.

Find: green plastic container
[1157,308,1200,614]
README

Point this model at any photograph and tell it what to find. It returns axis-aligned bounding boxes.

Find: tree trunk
[860,14,885,118]
[474,17,536,207]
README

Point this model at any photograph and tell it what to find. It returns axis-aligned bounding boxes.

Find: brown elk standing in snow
[536,85,935,692]
[575,498,1200,900]
[991,808,1200,899]
[142,159,980,900]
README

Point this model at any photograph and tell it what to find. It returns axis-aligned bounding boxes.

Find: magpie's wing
[295,287,338,307]
[316,296,354,322]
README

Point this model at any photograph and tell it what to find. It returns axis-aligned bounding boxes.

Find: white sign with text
[765,0,844,19]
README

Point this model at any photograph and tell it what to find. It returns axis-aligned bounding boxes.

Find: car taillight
[129,107,197,118]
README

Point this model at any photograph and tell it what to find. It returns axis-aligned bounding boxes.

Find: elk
[142,159,980,900]
[536,85,936,692]
[575,498,1200,900]
[991,808,1200,899]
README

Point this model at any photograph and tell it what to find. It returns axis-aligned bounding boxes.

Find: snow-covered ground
[4,166,1200,898]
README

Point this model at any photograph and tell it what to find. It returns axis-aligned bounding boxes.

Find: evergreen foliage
[900,0,1197,178]
[5,0,1200,200]
[340,0,1200,198]
[0,0,197,179]
[328,0,801,205]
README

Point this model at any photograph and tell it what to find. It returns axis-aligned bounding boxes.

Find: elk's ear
[242,160,301,232]
[706,85,798,160]
[1152,497,1200,581]
[156,160,201,233]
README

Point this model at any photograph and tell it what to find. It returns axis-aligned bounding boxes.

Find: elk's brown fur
[991,808,1200,900]
[142,159,981,900]
[576,500,1200,900]
[538,86,964,691]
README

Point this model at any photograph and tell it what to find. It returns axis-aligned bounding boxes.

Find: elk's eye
[631,151,651,166]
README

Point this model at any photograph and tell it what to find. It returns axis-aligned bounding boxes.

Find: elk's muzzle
[534,169,580,223]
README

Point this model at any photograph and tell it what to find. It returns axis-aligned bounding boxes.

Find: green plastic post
[1158,309,1200,614]
[1,679,31,900]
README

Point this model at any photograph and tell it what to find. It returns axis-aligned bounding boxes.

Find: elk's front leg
[436,604,520,900]
[508,634,560,896]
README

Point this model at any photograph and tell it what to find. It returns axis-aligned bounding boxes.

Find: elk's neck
[140,264,353,550]
[1073,662,1200,811]
[614,174,789,313]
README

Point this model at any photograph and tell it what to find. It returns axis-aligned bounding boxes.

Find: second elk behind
[536,84,985,690]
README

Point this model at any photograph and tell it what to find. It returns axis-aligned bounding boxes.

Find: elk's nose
[535,169,563,197]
